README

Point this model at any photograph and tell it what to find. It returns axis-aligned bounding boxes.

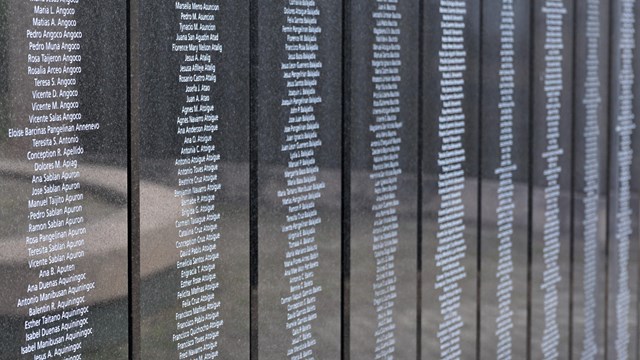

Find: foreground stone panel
[255,1,342,358]
[606,0,640,357]
[572,0,609,358]
[529,0,574,358]
[0,0,129,358]
[479,0,530,358]
[134,1,251,359]
[422,0,481,358]
[348,0,419,358]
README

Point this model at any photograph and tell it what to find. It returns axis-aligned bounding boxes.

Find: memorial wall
[1,1,640,359]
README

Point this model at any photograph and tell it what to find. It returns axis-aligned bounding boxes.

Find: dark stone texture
[348,0,420,358]
[133,1,251,359]
[529,0,574,358]
[0,0,128,358]
[421,0,481,358]
[571,0,609,358]
[255,1,342,358]
[479,0,530,358]
[606,0,640,357]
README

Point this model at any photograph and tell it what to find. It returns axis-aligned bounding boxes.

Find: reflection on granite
[255,1,342,358]
[0,0,128,358]
[135,0,251,358]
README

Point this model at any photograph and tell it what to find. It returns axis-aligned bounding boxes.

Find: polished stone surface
[422,0,480,358]
[255,1,342,359]
[0,0,128,358]
[479,1,530,358]
[134,1,251,359]
[571,1,609,358]
[348,0,419,358]
[606,0,640,357]
[529,0,574,358]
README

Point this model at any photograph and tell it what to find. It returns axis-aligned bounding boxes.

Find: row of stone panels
[0,0,637,359]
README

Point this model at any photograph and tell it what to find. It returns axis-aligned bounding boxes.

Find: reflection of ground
[0,177,120,238]
[349,213,418,360]
[139,161,250,359]
[421,176,478,358]
[478,180,528,358]
[256,206,342,360]
[349,170,418,359]
[0,161,129,359]
[422,220,479,359]
[139,200,250,359]
[253,164,341,359]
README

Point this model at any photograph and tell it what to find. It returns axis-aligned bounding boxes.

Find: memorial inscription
[529,0,574,359]
[479,0,530,358]
[607,0,640,357]
[422,0,480,358]
[170,2,223,358]
[0,0,128,358]
[571,0,609,358]
[136,1,250,359]
[348,0,419,358]
[256,1,342,358]
[15,4,95,358]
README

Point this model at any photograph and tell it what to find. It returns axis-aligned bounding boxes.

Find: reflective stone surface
[0,1,128,358]
[133,1,251,359]
[348,0,419,358]
[421,0,480,358]
[529,0,574,358]
[255,2,342,358]
[606,0,640,357]
[2,2,640,359]
[479,1,530,358]
[571,0,609,358]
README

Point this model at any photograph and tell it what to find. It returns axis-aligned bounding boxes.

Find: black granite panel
[479,1,530,358]
[529,0,574,359]
[255,1,342,358]
[0,1,128,358]
[571,1,609,358]
[606,0,640,357]
[348,0,420,358]
[134,1,251,359]
[422,0,481,358]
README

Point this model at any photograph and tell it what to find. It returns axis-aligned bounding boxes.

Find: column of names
[434,1,468,359]
[580,1,603,359]
[368,0,402,358]
[10,1,97,358]
[493,1,517,358]
[539,1,567,359]
[170,2,224,359]
[277,1,324,358]
[612,0,636,358]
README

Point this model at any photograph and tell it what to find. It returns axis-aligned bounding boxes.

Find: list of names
[612,0,636,358]
[170,1,224,359]
[580,0,603,359]
[368,0,403,357]
[277,1,324,358]
[9,1,97,359]
[493,0,517,358]
[539,1,567,359]
[434,1,469,359]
